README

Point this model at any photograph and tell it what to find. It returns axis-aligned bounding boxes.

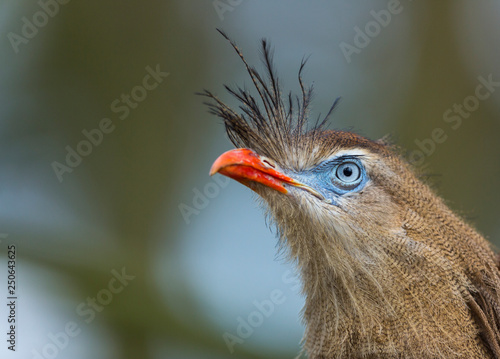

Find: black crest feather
[200,30,341,167]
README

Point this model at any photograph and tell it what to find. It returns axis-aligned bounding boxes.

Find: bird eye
[333,161,362,189]
[336,162,360,182]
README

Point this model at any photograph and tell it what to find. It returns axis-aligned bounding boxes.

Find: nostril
[262,158,276,168]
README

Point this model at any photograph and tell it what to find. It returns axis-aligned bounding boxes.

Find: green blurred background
[0,1,499,358]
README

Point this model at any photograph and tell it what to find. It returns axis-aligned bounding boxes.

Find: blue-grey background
[0,1,499,358]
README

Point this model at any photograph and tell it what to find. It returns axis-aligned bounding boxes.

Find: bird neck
[286,203,492,358]
[262,162,499,358]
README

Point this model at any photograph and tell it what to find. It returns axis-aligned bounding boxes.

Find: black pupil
[343,166,353,177]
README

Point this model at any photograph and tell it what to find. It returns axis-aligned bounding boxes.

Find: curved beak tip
[209,148,291,194]
[210,148,327,201]
[209,166,218,176]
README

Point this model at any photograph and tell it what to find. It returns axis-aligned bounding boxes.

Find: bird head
[205,33,406,278]
[209,131,402,267]
[203,32,500,358]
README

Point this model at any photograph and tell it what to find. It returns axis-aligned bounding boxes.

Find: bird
[203,31,500,359]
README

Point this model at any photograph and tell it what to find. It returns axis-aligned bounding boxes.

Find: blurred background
[0,1,499,358]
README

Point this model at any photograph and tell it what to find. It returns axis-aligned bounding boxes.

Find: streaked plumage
[204,32,500,358]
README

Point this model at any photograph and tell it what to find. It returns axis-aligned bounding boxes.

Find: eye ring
[332,161,362,190]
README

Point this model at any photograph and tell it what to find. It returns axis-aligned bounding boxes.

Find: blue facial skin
[285,156,369,205]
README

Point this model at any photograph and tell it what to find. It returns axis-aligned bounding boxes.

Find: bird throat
[263,193,490,359]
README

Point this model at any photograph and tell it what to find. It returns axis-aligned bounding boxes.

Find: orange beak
[209,148,298,194]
